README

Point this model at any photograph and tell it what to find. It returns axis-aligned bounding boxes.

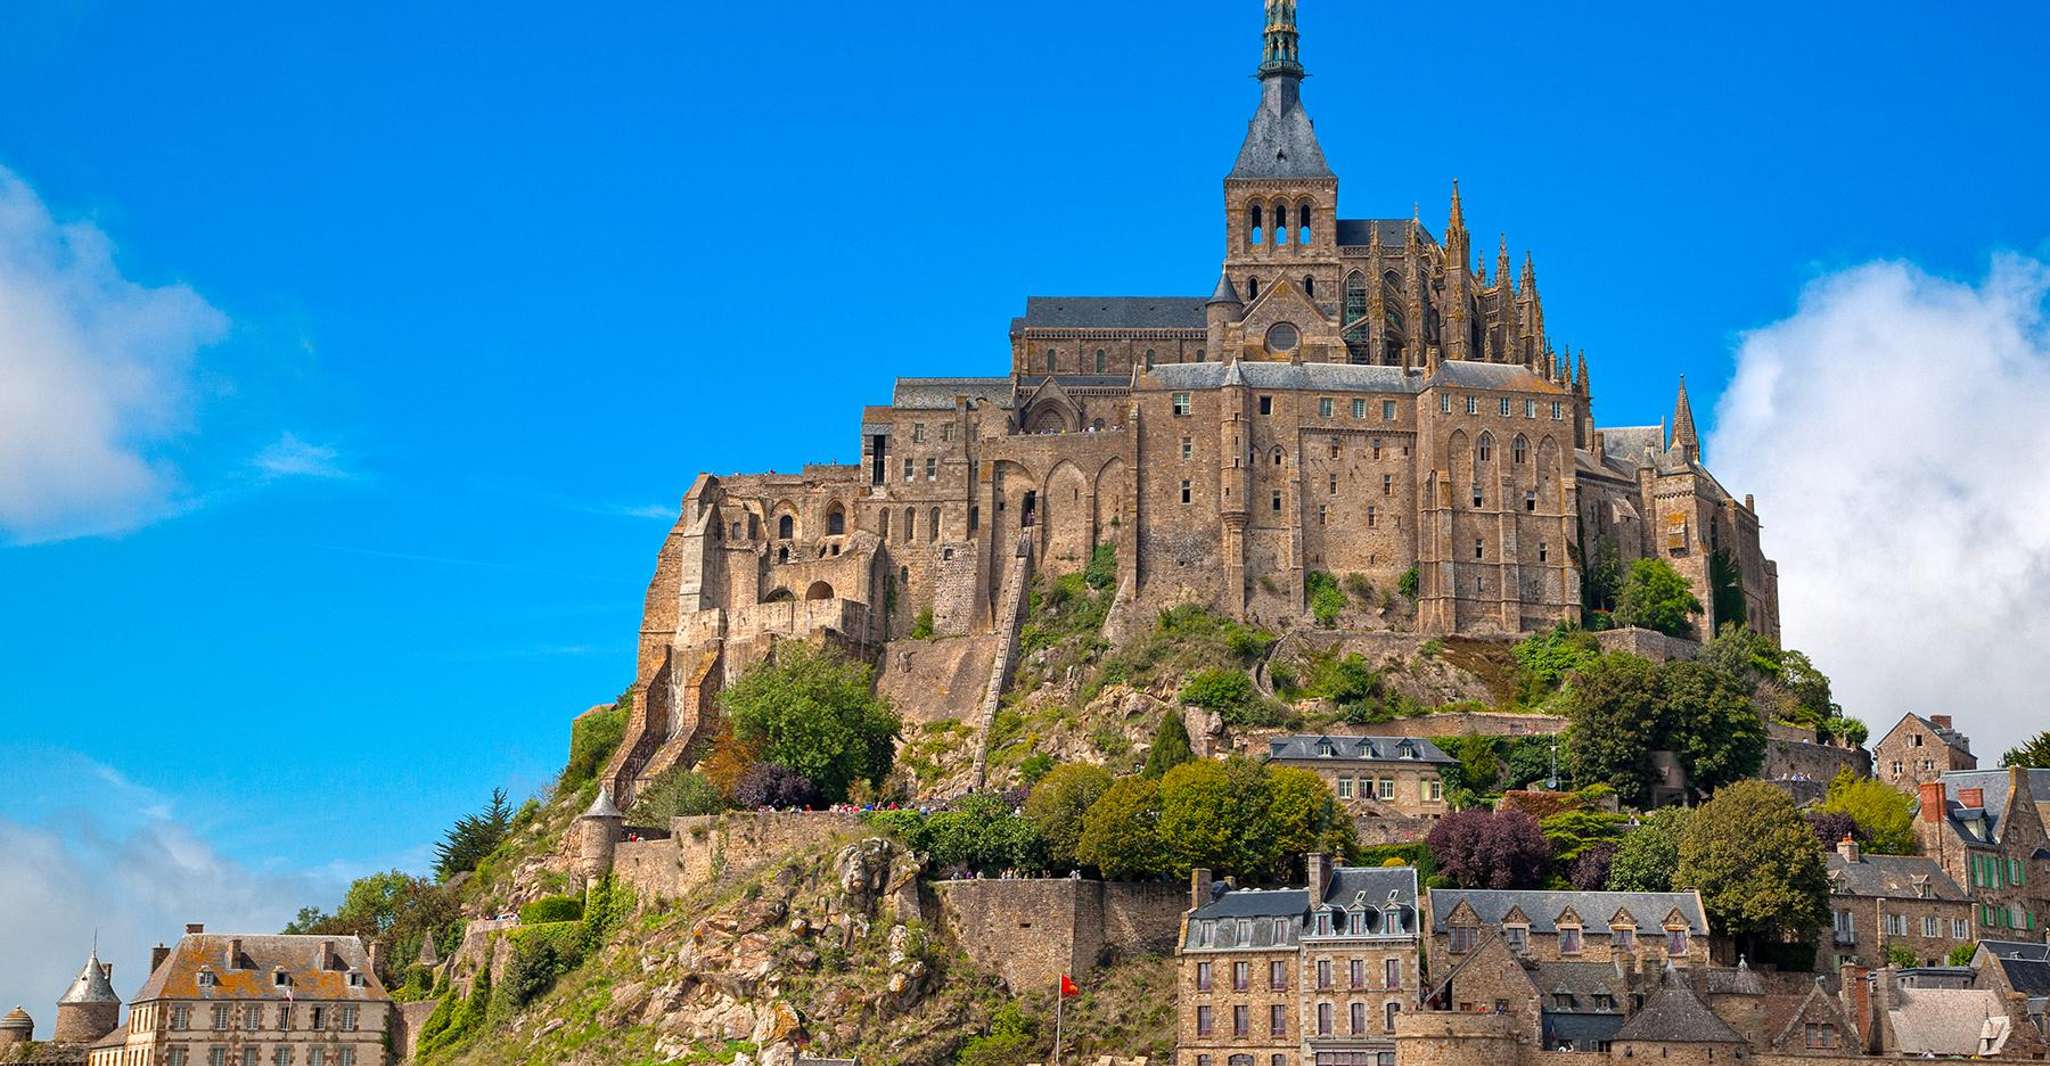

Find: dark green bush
[517,894,584,925]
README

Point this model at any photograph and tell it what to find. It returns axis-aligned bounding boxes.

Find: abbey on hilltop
[605,0,1779,801]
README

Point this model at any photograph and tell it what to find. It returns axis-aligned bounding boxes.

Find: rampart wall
[612,811,866,902]
[931,878,1185,992]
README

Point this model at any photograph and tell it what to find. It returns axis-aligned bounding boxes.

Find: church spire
[1671,375,1699,460]
[1447,179,1466,236]
[1259,0,1304,79]
[1497,234,1511,290]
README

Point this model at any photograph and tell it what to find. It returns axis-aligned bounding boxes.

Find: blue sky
[3,0,2049,1020]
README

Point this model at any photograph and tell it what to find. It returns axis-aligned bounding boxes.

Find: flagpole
[1054,976,1064,1066]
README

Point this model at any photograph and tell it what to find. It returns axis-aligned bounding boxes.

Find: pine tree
[434,787,512,881]
[1142,712,1196,778]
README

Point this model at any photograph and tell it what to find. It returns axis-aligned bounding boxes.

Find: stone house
[1425,889,1710,967]
[1872,713,1975,794]
[1912,768,2050,939]
[1822,835,1973,969]
[599,0,1781,806]
[91,925,391,1066]
[1973,940,2050,1049]
[1263,735,1453,842]
[1178,858,1421,1066]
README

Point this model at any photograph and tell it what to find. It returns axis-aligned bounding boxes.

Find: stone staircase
[969,538,1034,790]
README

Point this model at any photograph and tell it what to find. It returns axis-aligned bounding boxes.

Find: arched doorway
[805,581,835,601]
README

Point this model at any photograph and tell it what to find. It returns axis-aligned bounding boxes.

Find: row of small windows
[1191,1055,1391,1066]
[1443,393,1566,421]
[161,1047,359,1066]
[1194,1002,1402,1040]
[1041,347,1203,373]
[1246,201,1316,248]
[170,1003,359,1033]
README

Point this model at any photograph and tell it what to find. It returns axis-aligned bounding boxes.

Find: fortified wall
[931,878,1187,993]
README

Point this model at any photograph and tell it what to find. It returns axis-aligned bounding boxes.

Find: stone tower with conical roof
[0,1007,33,1053]
[52,946,120,1044]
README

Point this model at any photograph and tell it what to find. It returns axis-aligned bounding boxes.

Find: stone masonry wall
[874,635,1000,727]
[932,878,1185,993]
[611,811,865,903]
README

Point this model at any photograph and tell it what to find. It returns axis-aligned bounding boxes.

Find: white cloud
[252,432,351,481]
[0,166,230,544]
[1708,255,2050,761]
[0,754,342,1040]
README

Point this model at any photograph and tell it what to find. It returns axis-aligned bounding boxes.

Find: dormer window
[273,970,289,987]
[1316,740,1335,757]
[1504,925,1529,952]
[347,970,364,988]
[197,969,216,987]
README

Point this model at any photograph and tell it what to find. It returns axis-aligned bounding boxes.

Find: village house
[1912,767,2050,940]
[1425,889,1711,967]
[1263,735,1454,842]
[1872,713,1975,794]
[1823,835,1973,969]
[1973,940,2050,1048]
[1178,858,1421,1066]
[89,925,392,1066]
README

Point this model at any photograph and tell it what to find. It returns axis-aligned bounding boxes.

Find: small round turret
[576,787,625,889]
[53,948,120,1044]
[0,1006,34,1052]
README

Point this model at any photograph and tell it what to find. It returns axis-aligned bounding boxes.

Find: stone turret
[53,947,120,1045]
[1206,274,1243,361]
[576,787,625,890]
[0,1007,32,1053]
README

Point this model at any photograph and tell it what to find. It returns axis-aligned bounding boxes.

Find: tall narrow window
[1303,274,1316,297]
[1248,204,1263,246]
[1247,277,1260,300]
[1299,203,1313,245]
[1344,272,1368,342]
[929,507,941,542]
[1512,437,1527,464]
[1095,349,1107,373]
[1045,349,1056,373]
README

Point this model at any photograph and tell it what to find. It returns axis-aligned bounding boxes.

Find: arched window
[730,521,741,539]
[1044,349,1056,373]
[1272,201,1289,245]
[1248,204,1263,246]
[826,504,846,535]
[1095,349,1106,373]
[1512,436,1528,465]
[1302,274,1315,298]
[1246,276,1260,300]
[1144,348,1156,368]
[1298,202,1312,245]
[1477,433,1494,463]
[1272,447,1285,466]
[903,507,915,541]
[747,514,759,539]
[1343,271,1368,343]
[777,514,794,539]
[929,507,941,542]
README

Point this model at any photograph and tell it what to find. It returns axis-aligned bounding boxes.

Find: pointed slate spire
[581,786,623,821]
[59,948,119,1005]
[1576,349,1590,393]
[1231,0,1330,179]
[1447,179,1466,236]
[1671,376,1699,458]
[1208,273,1243,306]
[1521,250,1537,292]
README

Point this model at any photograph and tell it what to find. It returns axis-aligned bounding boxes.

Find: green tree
[1701,623,1783,687]
[1397,566,1420,600]
[1675,781,1829,957]
[434,788,513,881]
[628,768,726,822]
[1816,770,1918,854]
[1819,716,1869,747]
[2002,729,2050,769]
[561,692,629,790]
[1024,764,1114,868]
[1306,571,1346,627]
[721,642,900,803]
[1158,758,1276,880]
[1653,660,1767,799]
[923,793,1046,873]
[1562,653,1662,807]
[1580,534,1623,615]
[1613,558,1704,638]
[1264,766,1357,869]
[1708,548,1748,632]
[1947,942,1978,967]
[1142,713,1196,779]
[1607,807,1693,892]
[1076,777,1166,879]
[1777,649,1836,726]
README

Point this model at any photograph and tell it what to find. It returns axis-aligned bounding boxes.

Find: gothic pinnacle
[1672,375,1699,454]
[1258,0,1304,79]
[1497,234,1511,288]
[1447,179,1466,233]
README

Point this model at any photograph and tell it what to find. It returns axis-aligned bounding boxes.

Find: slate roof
[1427,361,1566,394]
[889,377,1014,411]
[582,786,622,820]
[1192,887,1309,921]
[1229,81,1333,180]
[1529,961,1629,1010]
[58,951,118,1005]
[1986,940,2050,997]
[1335,219,1435,247]
[1187,866,1419,948]
[1427,889,1708,935]
[1925,768,2050,845]
[1611,967,1747,1044]
[1984,940,2050,962]
[1826,852,1968,901]
[1597,425,1667,473]
[1885,986,2009,1056]
[1020,297,1207,331]
[1144,361,1421,393]
[1897,712,1973,754]
[132,934,387,1003]
[1268,734,1454,765]
[1543,1011,1625,1047]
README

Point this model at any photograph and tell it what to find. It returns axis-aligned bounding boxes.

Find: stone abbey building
[605,1,1780,801]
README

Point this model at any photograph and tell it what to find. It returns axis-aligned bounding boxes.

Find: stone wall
[931,878,1185,992]
[1375,712,1567,739]
[612,811,866,903]
[393,999,440,1062]
[1592,626,1699,662]
[1764,737,1870,789]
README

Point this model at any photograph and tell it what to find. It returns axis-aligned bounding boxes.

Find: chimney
[185,923,205,935]
[1190,868,1213,911]
[1919,781,1946,822]
[227,938,243,970]
[1837,835,1862,863]
[1929,715,1952,731]
[1306,853,1331,907]
[150,944,170,974]
[1840,965,1873,1052]
[369,940,388,976]
[1959,786,1984,810]
[320,940,337,971]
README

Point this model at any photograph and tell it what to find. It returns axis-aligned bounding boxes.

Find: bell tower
[1220,0,1341,359]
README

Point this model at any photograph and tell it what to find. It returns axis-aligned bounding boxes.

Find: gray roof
[1826,852,1968,901]
[1428,888,1708,935]
[1021,296,1207,331]
[1268,734,1454,765]
[1544,1011,1626,1047]
[1529,961,1630,1009]
[1885,987,2010,1056]
[1145,361,1423,394]
[1229,80,1333,180]
[890,377,1013,411]
[1192,886,1308,921]
[1208,274,1242,306]
[1927,768,2050,845]
[1984,940,2050,962]
[1187,866,1419,947]
[1429,361,1564,392]
[1997,956,2050,997]
[1316,866,1421,921]
[1900,712,1973,754]
[1336,218,1434,247]
[582,787,622,820]
[1612,967,1747,1044]
[58,950,119,1005]
[1598,425,1666,471]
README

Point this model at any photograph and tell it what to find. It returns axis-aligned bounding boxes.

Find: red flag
[1059,973,1079,998]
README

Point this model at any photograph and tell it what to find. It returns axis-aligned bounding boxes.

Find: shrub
[733,762,817,809]
[1084,543,1118,591]
[1948,942,1978,966]
[1512,625,1601,704]
[517,894,584,925]
[1018,752,1055,784]
[1306,570,1345,627]
[910,608,935,639]
[721,642,899,803]
[1426,808,1552,889]
[1397,566,1420,600]
[1179,668,1257,717]
[1613,558,1704,638]
[1817,769,1918,854]
[629,768,727,822]
[561,692,629,790]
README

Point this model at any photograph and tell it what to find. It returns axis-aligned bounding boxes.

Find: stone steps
[968,540,1034,790]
